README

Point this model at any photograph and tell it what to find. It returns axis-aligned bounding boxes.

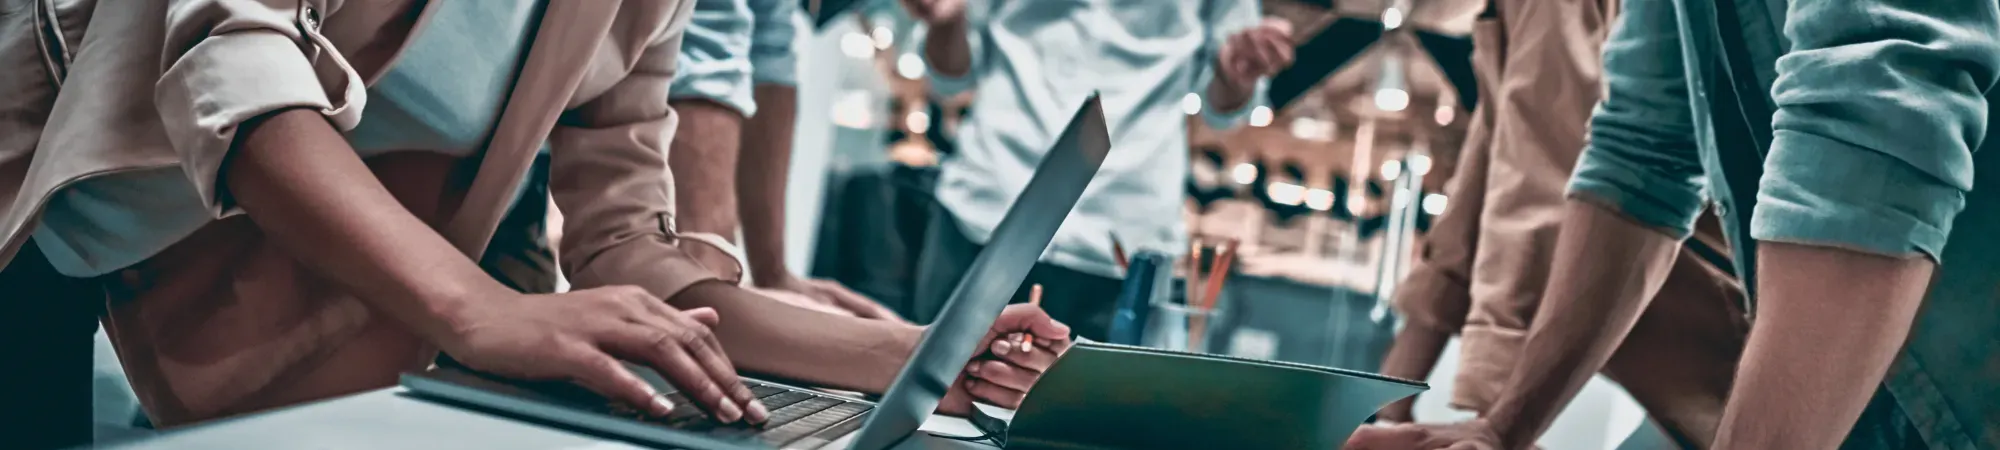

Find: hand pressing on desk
[1344,420,1506,450]
[758,275,907,323]
[437,286,770,426]
[939,304,1073,414]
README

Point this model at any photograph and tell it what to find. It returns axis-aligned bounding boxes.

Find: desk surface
[100,388,997,450]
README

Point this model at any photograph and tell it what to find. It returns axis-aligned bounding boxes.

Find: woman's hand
[436,285,771,425]
[1344,420,1505,450]
[938,304,1073,413]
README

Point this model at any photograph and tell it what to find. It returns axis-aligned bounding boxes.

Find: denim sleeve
[745,0,799,87]
[670,0,757,116]
[1755,0,2000,260]
[1565,0,1707,238]
[1192,0,1267,130]
[924,0,991,99]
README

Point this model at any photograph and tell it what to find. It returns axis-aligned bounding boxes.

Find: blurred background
[69,1,1659,448]
[781,1,1653,449]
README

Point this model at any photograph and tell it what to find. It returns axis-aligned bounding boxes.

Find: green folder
[1004,341,1426,449]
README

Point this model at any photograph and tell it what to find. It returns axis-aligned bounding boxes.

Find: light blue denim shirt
[926,0,1268,277]
[32,0,544,277]
[1569,0,2000,447]
[1569,0,1997,261]
[670,0,799,117]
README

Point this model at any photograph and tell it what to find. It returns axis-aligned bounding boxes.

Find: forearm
[924,17,972,78]
[738,84,798,284]
[1712,243,1929,450]
[669,282,923,392]
[1485,200,1683,448]
[1204,69,1255,115]
[226,108,504,343]
[668,100,748,273]
[1376,323,1452,422]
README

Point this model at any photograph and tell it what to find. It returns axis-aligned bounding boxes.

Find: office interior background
[82,0,1655,448]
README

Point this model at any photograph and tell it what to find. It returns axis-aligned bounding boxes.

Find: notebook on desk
[401,95,1113,450]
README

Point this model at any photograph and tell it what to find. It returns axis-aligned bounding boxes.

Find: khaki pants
[1391,0,1748,445]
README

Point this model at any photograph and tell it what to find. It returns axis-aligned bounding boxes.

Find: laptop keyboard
[606,379,873,449]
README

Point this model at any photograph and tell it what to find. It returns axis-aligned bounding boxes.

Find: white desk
[97,388,998,450]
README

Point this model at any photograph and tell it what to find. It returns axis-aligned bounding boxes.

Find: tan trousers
[1391,0,1748,445]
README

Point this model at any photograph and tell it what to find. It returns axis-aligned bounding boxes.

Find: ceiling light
[1305,188,1335,211]
[871,26,895,50]
[1408,153,1433,175]
[1374,88,1409,112]
[1232,163,1258,185]
[840,32,874,59]
[906,110,931,134]
[1268,182,1306,206]
[1383,7,1405,30]
[897,53,926,79]
[1250,106,1274,127]
[1422,194,1448,215]
[1380,160,1402,181]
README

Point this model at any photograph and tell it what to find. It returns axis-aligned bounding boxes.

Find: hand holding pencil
[948,299,1073,410]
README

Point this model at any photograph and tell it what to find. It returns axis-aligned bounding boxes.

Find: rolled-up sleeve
[746,0,799,87]
[1754,0,2000,260]
[922,0,990,99]
[552,1,721,302]
[1192,0,1266,130]
[670,0,757,116]
[1565,0,1707,238]
[155,0,365,216]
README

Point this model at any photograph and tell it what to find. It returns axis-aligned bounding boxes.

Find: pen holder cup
[1141,303,1224,353]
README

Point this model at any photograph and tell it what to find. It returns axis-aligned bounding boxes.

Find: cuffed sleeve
[1565,0,1706,238]
[746,0,799,87]
[1192,0,1265,131]
[552,0,721,302]
[155,0,363,217]
[669,0,756,116]
[1754,0,2000,260]
[921,0,990,99]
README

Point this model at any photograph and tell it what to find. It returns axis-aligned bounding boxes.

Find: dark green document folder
[1004,342,1426,449]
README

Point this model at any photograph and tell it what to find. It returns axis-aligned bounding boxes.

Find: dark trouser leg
[910,208,981,325]
[2,242,101,449]
[910,207,1119,340]
[1016,263,1119,342]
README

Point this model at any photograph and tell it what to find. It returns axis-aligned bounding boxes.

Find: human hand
[762,275,906,322]
[1216,18,1295,89]
[436,286,770,425]
[899,0,966,25]
[938,303,1073,413]
[1344,420,1505,450]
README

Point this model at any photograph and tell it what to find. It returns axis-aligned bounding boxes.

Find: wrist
[415,279,515,351]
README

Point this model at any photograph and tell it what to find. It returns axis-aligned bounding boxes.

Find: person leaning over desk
[0,1,1068,448]
[1371,0,1749,447]
[899,0,1294,340]
[660,0,901,319]
[1350,0,2000,449]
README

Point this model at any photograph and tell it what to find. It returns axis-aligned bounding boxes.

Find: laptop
[401,95,1113,450]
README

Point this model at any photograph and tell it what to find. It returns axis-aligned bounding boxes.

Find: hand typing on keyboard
[940,303,1073,413]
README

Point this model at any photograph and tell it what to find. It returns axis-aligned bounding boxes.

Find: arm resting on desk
[670,282,924,394]
[1483,200,1683,449]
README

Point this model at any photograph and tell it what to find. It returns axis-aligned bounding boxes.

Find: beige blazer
[1,0,726,425]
